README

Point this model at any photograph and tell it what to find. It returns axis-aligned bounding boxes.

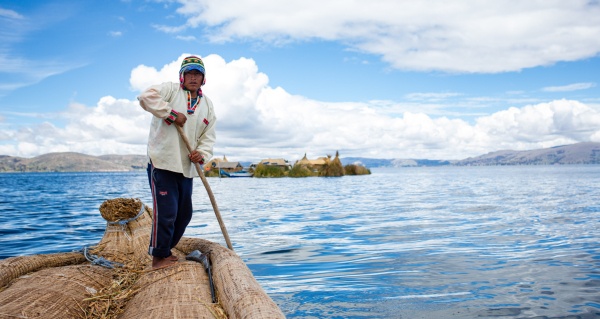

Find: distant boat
[220,169,254,178]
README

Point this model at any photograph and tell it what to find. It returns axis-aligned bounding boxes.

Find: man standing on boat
[138,55,217,269]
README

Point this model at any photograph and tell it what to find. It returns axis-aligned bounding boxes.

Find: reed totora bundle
[0,198,285,319]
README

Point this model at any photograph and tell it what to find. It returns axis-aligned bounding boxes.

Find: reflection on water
[1,166,599,318]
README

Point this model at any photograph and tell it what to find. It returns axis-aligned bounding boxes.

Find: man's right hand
[174,112,187,127]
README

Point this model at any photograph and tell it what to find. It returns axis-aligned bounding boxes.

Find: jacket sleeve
[137,83,176,119]
[195,98,217,161]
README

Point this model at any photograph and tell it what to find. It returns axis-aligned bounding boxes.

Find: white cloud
[475,99,600,148]
[405,92,462,102]
[542,82,596,92]
[108,31,123,37]
[0,98,151,157]
[129,58,181,92]
[3,55,600,160]
[152,23,186,34]
[0,55,80,97]
[0,8,24,19]
[0,5,85,96]
[176,35,197,41]
[162,0,600,73]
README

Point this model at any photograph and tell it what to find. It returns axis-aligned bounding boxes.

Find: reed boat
[0,198,285,319]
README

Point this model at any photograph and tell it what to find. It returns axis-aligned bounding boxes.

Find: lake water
[0,166,599,318]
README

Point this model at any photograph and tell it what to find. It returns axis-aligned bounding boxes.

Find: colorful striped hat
[180,56,205,75]
[179,55,206,88]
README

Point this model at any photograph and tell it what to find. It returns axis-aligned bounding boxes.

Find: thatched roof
[206,155,229,168]
[258,158,289,166]
[217,162,243,169]
[296,153,327,166]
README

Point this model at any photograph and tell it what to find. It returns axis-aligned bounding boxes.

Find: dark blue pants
[147,163,193,258]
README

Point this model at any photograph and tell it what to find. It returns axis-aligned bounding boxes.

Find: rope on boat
[82,246,124,269]
[107,203,146,226]
[107,203,146,241]
[186,250,216,303]
[75,201,145,268]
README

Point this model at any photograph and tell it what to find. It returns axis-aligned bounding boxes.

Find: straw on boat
[0,198,285,319]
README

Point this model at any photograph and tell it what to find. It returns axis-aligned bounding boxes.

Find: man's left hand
[189,151,205,164]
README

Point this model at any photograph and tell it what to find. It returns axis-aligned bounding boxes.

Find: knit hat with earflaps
[179,56,206,92]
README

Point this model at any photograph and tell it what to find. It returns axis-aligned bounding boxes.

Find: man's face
[183,70,204,92]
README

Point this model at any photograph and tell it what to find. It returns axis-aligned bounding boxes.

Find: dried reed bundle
[0,198,285,319]
[92,198,152,266]
[0,197,150,319]
[119,262,227,319]
[75,198,154,318]
[78,259,145,319]
[0,252,86,289]
[176,237,286,319]
[0,264,113,318]
[99,198,142,222]
[74,198,155,319]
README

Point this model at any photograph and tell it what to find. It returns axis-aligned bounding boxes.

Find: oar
[175,125,234,251]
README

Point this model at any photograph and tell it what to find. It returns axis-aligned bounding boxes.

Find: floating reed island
[206,151,371,178]
[0,198,285,319]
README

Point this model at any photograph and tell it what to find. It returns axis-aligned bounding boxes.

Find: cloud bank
[2,54,600,161]
[161,0,600,73]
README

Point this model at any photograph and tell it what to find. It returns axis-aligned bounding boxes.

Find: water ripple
[1,166,599,318]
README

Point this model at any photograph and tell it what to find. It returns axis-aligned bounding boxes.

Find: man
[138,55,217,269]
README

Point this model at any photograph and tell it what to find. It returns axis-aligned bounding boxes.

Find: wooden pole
[176,125,234,251]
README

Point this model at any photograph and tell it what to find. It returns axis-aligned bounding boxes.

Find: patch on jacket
[159,191,168,196]
[203,118,209,125]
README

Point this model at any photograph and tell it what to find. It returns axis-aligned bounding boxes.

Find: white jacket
[138,82,216,178]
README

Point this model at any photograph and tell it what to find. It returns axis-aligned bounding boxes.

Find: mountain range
[1,142,600,172]
[0,152,147,173]
[341,142,600,167]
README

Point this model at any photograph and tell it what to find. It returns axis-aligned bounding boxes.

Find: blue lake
[1,166,599,318]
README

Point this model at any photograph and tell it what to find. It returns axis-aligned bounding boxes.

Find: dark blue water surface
[1,166,599,318]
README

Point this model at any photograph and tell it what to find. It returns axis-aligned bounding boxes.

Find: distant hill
[454,142,600,166]
[0,152,147,172]
[343,142,600,167]
[1,142,599,172]
[341,157,453,167]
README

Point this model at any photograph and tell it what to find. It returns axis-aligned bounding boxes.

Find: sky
[1,0,599,162]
